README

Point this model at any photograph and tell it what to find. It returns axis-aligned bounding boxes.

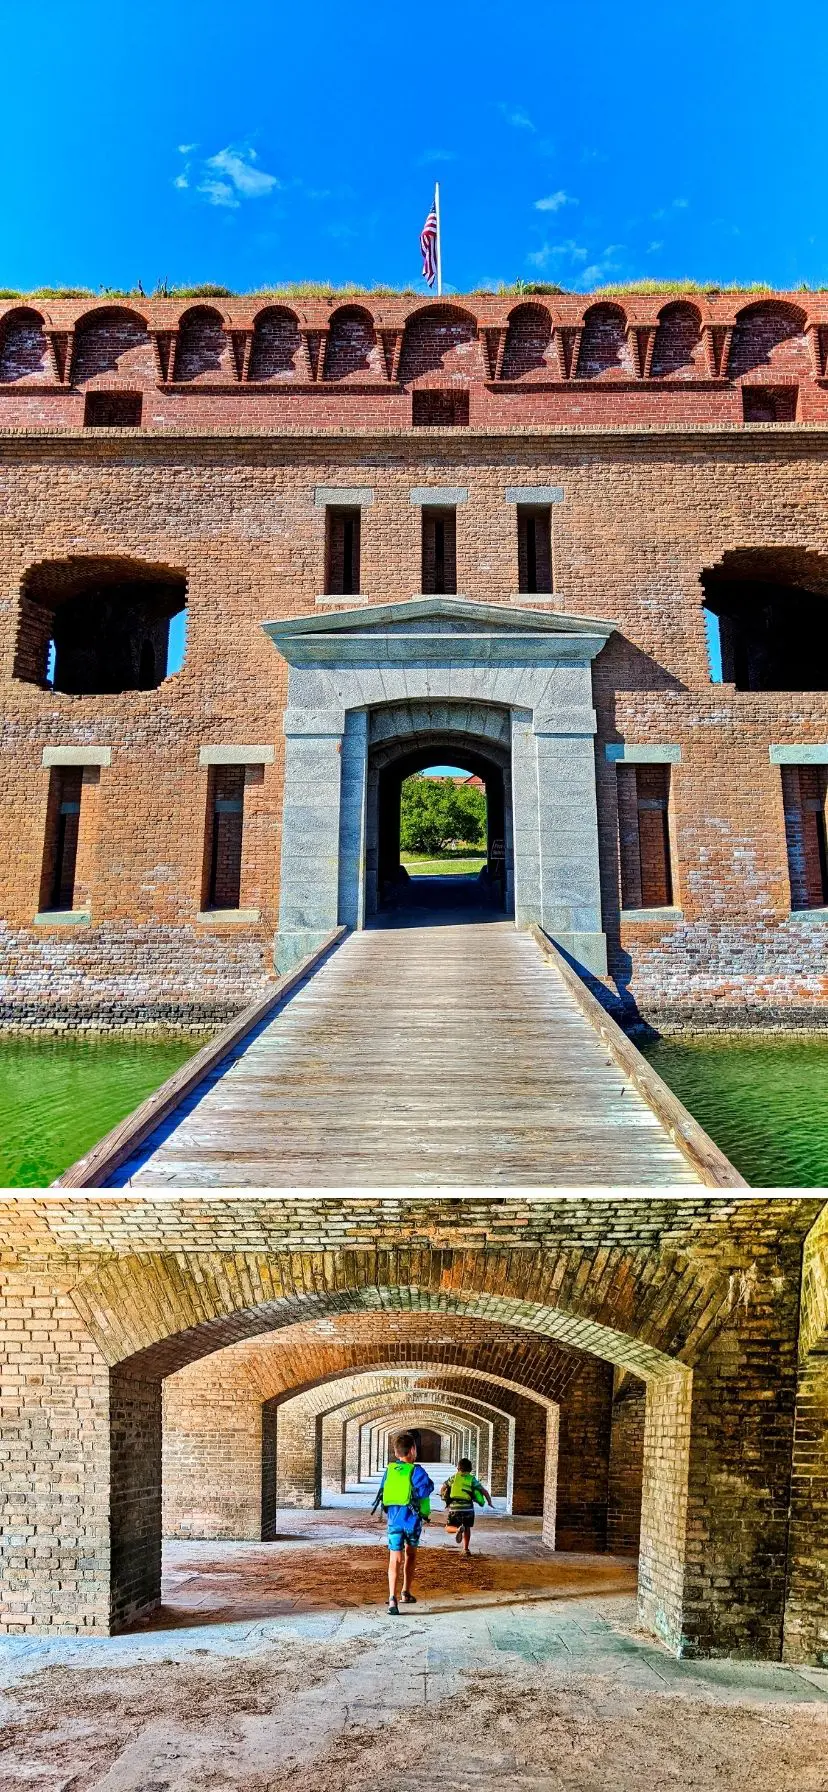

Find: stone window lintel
[606,744,682,764]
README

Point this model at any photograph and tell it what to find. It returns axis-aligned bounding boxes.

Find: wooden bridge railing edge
[55,926,349,1189]
[529,924,748,1189]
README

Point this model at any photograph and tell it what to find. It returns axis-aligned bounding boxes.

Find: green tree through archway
[400,774,486,856]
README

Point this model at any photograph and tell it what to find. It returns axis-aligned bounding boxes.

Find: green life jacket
[382,1460,431,1518]
[449,1470,485,1507]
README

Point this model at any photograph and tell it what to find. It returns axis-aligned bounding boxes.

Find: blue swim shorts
[387,1514,422,1552]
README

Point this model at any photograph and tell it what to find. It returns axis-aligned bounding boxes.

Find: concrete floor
[1,1511,826,1791]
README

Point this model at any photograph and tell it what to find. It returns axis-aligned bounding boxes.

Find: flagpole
[434,183,442,296]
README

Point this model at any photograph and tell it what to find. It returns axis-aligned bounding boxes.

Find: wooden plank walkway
[106,920,717,1187]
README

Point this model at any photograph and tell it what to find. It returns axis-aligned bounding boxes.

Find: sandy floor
[1,1511,826,1791]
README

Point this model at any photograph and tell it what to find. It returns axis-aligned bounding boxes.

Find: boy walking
[373,1431,434,1614]
[441,1457,493,1555]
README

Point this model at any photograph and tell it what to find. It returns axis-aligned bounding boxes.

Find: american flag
[420,195,438,287]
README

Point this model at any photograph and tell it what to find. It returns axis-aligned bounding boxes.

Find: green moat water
[0,1033,209,1188]
[640,1034,828,1187]
[0,1029,826,1188]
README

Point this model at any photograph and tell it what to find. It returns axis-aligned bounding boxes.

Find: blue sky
[3,0,828,296]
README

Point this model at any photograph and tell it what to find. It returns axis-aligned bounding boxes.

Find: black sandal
[400,1591,417,1604]
[387,1597,400,1614]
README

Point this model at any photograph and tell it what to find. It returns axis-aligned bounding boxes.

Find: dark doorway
[412,1427,444,1462]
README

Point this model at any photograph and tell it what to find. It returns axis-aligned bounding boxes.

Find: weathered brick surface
[783,1353,828,1664]
[2,289,828,1019]
[607,1372,645,1557]
[555,1357,614,1551]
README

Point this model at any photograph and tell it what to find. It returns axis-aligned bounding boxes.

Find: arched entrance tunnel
[367,703,514,918]
[271,603,614,976]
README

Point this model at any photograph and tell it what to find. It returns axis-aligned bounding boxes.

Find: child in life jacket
[441,1457,493,1556]
[372,1431,434,1615]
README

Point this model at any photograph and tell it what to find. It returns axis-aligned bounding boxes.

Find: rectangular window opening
[517,505,553,594]
[84,391,143,427]
[782,765,828,910]
[325,506,361,597]
[421,506,457,595]
[617,764,674,910]
[204,766,245,910]
[742,386,798,423]
[41,768,83,911]
[412,389,469,427]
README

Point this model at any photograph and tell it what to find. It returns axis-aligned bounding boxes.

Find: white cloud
[206,147,279,198]
[175,143,280,209]
[528,238,588,268]
[418,149,457,165]
[673,197,689,209]
[197,176,239,209]
[647,240,664,253]
[534,190,575,213]
[498,103,536,131]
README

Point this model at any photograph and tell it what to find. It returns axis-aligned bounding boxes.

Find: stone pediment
[263,598,617,668]
[265,596,616,640]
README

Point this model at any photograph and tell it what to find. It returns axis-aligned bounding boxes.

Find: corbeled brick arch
[397,302,482,384]
[323,305,385,381]
[70,305,155,386]
[501,303,555,380]
[650,301,705,381]
[0,306,50,382]
[728,300,810,381]
[248,305,302,381]
[173,304,235,383]
[576,303,633,378]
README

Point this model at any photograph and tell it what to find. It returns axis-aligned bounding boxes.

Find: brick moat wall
[2,417,828,1021]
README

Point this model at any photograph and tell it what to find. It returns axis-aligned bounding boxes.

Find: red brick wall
[1,348,828,1016]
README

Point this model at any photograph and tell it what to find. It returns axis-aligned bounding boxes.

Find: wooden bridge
[60,901,744,1188]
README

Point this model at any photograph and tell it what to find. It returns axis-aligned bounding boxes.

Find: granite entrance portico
[264,598,615,974]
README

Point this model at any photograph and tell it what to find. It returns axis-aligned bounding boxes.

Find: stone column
[337,707,369,929]
[533,667,607,976]
[277,701,345,970]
